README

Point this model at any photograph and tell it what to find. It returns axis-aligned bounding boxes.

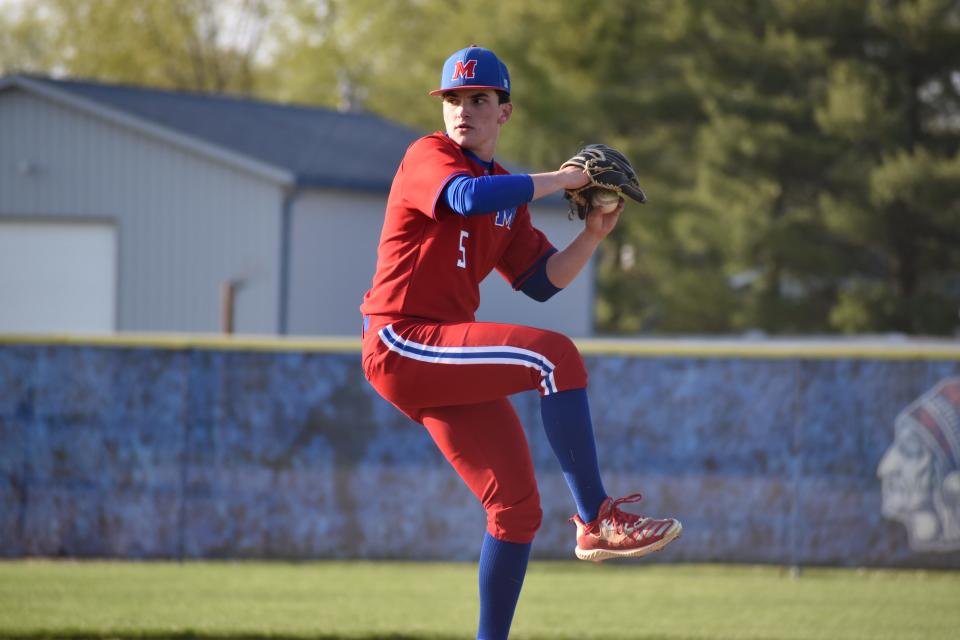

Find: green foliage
[3,0,958,335]
[0,3,57,72]
[1,0,271,93]
[673,0,960,335]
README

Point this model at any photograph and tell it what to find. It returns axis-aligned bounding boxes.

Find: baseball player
[360,45,681,639]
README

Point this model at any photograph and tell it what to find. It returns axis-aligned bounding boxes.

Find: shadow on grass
[0,626,708,640]
[0,634,465,640]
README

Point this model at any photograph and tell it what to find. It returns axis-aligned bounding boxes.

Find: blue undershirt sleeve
[518,249,561,302]
[444,174,535,216]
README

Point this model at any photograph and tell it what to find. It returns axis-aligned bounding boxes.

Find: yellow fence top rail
[2,333,959,360]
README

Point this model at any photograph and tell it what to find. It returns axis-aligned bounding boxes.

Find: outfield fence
[1,334,959,568]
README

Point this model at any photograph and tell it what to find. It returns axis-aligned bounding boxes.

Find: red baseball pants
[361,315,589,543]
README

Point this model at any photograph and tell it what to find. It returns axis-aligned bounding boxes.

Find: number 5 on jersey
[457,230,470,269]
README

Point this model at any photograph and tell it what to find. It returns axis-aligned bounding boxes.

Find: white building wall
[287,189,382,336]
[288,190,592,336]
[0,88,283,333]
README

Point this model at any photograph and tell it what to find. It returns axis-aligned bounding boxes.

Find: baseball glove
[560,144,647,219]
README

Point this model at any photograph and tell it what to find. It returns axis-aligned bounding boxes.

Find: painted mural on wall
[878,377,960,552]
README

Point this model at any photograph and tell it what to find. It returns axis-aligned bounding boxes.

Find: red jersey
[361,133,555,323]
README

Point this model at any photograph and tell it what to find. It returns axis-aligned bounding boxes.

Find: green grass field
[0,560,957,640]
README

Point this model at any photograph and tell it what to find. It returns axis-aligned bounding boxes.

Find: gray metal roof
[1,74,565,205]
[3,74,425,190]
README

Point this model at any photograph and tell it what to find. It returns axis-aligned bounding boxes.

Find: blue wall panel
[1,342,958,567]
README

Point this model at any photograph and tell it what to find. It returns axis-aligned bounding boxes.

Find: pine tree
[679,0,960,335]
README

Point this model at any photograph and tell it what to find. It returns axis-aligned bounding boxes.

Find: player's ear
[497,102,513,125]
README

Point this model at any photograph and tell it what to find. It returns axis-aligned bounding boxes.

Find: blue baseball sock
[477,532,531,640]
[540,387,608,523]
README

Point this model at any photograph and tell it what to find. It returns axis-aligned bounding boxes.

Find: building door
[0,220,117,334]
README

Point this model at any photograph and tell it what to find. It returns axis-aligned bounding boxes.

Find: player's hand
[584,197,624,240]
[557,165,591,190]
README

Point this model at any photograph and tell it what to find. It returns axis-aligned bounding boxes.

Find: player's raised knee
[487,493,542,544]
[545,332,588,391]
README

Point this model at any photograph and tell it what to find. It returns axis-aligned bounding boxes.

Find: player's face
[442,89,512,161]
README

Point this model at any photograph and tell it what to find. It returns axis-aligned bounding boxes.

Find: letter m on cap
[452,59,477,80]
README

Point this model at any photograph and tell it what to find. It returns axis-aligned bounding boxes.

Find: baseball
[591,190,620,213]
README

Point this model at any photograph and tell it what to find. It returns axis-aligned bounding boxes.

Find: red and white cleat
[570,493,682,562]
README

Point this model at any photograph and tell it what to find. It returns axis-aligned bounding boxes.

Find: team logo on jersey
[495,207,516,229]
[452,59,478,81]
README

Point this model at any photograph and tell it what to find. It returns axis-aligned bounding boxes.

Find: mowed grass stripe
[0,561,958,640]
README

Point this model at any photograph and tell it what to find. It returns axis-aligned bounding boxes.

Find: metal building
[0,75,592,336]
